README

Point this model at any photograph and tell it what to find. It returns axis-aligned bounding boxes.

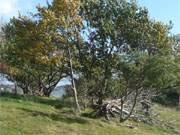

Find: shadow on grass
[0,92,97,121]
[19,108,88,124]
[81,111,100,119]
[0,92,73,109]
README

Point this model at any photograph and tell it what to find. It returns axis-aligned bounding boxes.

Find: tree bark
[120,98,124,122]
[179,93,180,107]
[98,78,108,105]
[42,87,51,97]
[121,87,142,122]
[14,82,17,95]
[68,47,81,112]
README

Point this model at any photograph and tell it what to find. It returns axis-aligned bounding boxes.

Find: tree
[1,0,178,121]
[76,0,177,121]
[36,0,83,111]
[2,0,83,111]
[2,15,68,96]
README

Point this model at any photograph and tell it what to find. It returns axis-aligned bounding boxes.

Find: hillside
[0,93,179,135]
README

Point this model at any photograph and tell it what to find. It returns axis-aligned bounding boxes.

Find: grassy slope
[0,93,179,135]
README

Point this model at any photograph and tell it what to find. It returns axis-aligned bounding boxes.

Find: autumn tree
[36,0,83,111]
[2,0,83,111]
[2,15,68,96]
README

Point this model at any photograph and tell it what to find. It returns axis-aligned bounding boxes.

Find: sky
[0,0,50,21]
[138,0,180,34]
[0,0,179,34]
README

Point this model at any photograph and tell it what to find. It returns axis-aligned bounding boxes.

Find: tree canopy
[0,0,179,118]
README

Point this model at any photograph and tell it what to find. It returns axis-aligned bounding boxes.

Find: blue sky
[138,0,180,34]
[0,0,50,20]
[0,0,180,34]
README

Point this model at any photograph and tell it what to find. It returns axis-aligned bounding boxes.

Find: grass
[0,93,179,135]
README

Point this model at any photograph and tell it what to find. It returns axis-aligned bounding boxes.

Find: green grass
[0,93,179,135]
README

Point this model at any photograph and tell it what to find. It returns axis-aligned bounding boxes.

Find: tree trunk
[43,87,51,97]
[121,88,141,122]
[97,91,103,105]
[68,47,81,112]
[13,83,17,95]
[98,78,108,105]
[22,88,28,95]
[179,93,180,106]
[120,99,124,122]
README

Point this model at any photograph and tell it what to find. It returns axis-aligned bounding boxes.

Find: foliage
[2,15,68,96]
[0,0,179,121]
[76,0,176,107]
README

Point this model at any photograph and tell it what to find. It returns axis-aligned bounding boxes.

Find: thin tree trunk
[98,78,108,105]
[120,98,124,122]
[121,89,139,122]
[179,93,180,108]
[14,82,17,95]
[68,47,81,112]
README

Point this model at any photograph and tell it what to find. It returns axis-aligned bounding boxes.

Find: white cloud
[0,0,18,15]
[0,0,49,22]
